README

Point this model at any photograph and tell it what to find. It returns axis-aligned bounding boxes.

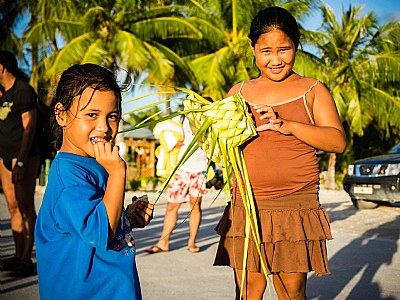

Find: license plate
[354,186,373,194]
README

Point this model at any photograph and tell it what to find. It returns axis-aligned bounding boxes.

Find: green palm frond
[331,85,346,120]
[190,48,231,99]
[152,41,199,89]
[359,52,400,83]
[130,17,204,41]
[113,30,150,70]
[294,51,328,81]
[46,33,92,78]
[30,51,57,89]
[81,40,109,65]
[118,5,187,22]
[143,41,174,84]
[184,17,228,49]
[24,20,83,46]
[235,58,253,83]
[345,87,363,135]
[304,3,400,142]
[362,83,400,137]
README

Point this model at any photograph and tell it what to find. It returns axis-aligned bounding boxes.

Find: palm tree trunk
[232,0,237,43]
[165,94,171,115]
[325,153,337,189]
[31,43,38,91]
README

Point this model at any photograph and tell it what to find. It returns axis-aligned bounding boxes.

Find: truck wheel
[351,198,379,209]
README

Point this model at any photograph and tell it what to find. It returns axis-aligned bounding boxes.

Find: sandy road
[1,187,399,299]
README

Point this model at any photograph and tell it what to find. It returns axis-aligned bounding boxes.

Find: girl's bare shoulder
[226,82,246,97]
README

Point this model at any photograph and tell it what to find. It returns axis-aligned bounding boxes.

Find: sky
[304,0,400,30]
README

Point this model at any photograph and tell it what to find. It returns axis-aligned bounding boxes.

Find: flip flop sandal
[145,245,168,254]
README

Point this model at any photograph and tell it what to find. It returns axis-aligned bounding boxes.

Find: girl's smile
[90,136,110,145]
[269,67,284,74]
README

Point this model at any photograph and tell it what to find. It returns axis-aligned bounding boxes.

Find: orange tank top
[234,80,320,200]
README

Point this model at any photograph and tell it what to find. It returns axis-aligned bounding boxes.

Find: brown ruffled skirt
[213,191,332,276]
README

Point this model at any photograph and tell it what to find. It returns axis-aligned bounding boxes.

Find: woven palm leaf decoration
[183,91,271,296]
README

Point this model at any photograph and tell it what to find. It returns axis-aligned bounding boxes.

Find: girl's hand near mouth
[93,141,126,176]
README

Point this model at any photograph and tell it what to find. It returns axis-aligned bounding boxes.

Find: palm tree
[22,0,228,114]
[296,4,400,188]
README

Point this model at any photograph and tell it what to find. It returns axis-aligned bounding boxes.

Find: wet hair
[0,50,29,80]
[50,63,122,150]
[248,6,300,49]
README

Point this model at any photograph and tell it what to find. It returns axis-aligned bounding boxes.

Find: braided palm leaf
[184,93,257,166]
[183,92,270,294]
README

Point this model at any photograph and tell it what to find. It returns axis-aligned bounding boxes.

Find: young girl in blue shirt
[35,63,153,299]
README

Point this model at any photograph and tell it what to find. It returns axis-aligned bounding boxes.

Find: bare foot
[187,245,200,253]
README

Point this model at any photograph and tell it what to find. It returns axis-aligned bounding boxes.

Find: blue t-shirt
[35,152,142,300]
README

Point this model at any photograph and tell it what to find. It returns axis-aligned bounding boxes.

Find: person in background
[35,63,153,299]
[213,7,346,300]
[146,116,208,253]
[0,50,41,277]
[153,118,184,178]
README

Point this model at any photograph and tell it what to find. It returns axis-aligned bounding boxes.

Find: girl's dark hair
[50,63,122,150]
[249,6,300,49]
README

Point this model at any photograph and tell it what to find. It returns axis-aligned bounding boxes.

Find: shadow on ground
[308,216,400,300]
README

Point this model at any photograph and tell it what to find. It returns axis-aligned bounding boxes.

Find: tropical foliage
[295,3,400,187]
[299,4,400,139]
[23,1,201,95]
[1,0,399,177]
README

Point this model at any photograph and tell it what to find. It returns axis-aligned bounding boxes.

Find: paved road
[1,188,399,299]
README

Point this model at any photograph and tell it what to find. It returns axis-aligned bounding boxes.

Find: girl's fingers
[112,144,120,155]
[94,142,118,159]
[256,118,284,132]
[253,105,277,121]
[256,123,274,131]
[252,104,285,132]
[102,142,113,157]
[93,142,101,158]
[94,142,125,174]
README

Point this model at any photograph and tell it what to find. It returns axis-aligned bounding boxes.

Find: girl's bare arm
[255,83,347,154]
[94,142,126,242]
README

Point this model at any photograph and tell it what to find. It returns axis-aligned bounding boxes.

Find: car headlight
[347,164,354,176]
[381,163,400,176]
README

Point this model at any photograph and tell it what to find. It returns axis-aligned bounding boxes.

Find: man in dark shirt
[0,50,40,277]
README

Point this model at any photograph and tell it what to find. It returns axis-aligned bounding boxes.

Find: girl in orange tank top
[213,6,347,300]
